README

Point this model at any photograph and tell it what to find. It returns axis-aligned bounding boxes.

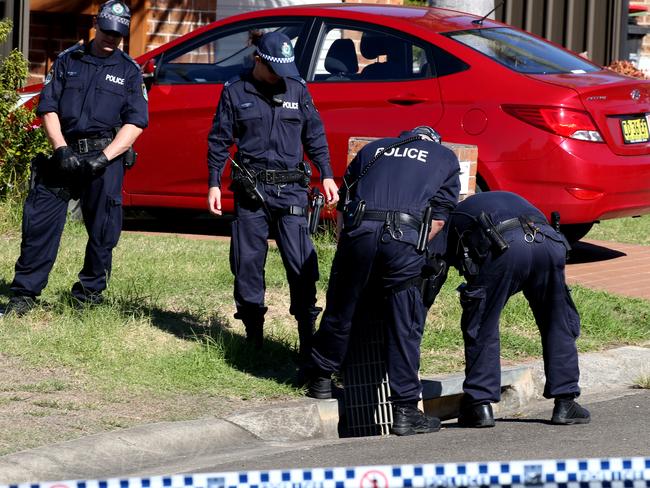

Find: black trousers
[311,223,428,403]
[11,153,124,299]
[459,226,581,404]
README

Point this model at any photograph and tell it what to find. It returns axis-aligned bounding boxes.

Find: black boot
[297,318,316,365]
[391,403,441,436]
[235,308,266,349]
[306,374,332,399]
[2,295,36,317]
[458,403,495,428]
[551,397,591,425]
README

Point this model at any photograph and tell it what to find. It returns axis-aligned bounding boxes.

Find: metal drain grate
[342,296,392,437]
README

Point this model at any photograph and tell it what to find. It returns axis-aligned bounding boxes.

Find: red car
[27,4,650,241]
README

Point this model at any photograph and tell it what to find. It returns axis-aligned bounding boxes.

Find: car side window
[156,21,307,84]
[309,23,431,82]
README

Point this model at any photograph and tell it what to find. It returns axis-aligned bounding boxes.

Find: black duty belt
[256,169,304,185]
[362,210,422,230]
[495,215,548,234]
[272,205,306,217]
[69,137,113,154]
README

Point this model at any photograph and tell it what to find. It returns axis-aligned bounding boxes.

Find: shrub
[0,19,50,201]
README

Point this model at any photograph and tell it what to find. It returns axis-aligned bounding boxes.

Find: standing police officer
[304,127,460,436]
[446,191,590,427]
[207,31,338,356]
[3,1,148,315]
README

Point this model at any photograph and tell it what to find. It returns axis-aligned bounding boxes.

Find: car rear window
[445,27,599,75]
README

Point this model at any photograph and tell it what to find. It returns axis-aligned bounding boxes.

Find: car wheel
[560,223,594,244]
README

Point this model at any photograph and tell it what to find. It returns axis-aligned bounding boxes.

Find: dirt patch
[0,353,269,456]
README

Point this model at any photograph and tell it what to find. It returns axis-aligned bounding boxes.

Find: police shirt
[339,133,460,247]
[37,41,149,139]
[207,71,333,188]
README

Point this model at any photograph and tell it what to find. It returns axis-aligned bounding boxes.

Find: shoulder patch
[58,41,84,59]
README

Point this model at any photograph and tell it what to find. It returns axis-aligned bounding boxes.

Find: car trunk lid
[528,71,650,156]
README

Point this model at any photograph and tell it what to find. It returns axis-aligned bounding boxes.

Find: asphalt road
[194,389,649,474]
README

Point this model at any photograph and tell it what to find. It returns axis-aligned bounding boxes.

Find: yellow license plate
[621,117,650,144]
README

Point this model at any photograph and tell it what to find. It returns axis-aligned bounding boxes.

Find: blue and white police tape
[2,457,649,488]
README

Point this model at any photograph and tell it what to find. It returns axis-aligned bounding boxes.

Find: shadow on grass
[113,295,299,386]
[0,278,11,299]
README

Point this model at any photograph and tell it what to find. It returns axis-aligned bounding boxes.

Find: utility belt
[67,135,113,154]
[272,205,306,217]
[343,200,432,252]
[67,133,137,169]
[456,212,566,277]
[237,154,311,187]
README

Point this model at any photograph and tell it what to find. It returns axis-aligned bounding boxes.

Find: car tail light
[566,187,604,200]
[502,105,604,142]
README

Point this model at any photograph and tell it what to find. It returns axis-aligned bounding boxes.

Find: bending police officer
[206,31,338,357]
[305,127,460,436]
[446,191,590,427]
[4,1,148,315]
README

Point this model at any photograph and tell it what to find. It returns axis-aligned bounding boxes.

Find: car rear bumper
[481,140,650,224]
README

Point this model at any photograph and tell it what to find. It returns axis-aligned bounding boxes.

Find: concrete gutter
[0,346,648,485]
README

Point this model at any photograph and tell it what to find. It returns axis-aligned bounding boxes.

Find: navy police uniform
[10,33,148,303]
[310,130,460,407]
[207,42,333,351]
[447,191,582,411]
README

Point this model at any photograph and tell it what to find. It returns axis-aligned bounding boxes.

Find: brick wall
[146,0,217,53]
[27,11,94,85]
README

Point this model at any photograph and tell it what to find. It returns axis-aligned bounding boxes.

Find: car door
[124,18,313,212]
[305,20,445,180]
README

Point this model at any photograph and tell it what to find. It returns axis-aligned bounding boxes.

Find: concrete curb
[0,346,648,484]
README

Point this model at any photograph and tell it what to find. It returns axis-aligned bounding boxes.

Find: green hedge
[0,19,50,202]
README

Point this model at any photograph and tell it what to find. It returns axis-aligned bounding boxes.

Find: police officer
[446,191,590,427]
[3,1,148,315]
[304,127,460,436]
[207,31,338,356]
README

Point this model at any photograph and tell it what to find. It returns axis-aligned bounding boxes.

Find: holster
[388,254,448,308]
[416,206,433,253]
[298,161,312,188]
[308,188,324,234]
[342,199,366,229]
[229,163,264,204]
[32,153,77,202]
[420,254,448,308]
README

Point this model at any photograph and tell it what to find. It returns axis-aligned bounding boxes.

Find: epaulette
[287,75,306,86]
[58,41,85,59]
[224,74,244,88]
[120,50,141,70]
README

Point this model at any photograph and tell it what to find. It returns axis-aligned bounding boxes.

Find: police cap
[97,1,131,37]
[256,31,300,78]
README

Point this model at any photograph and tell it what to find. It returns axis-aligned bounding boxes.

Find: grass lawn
[0,205,648,453]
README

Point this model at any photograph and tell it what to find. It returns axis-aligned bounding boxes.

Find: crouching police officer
[3,1,148,315]
[446,191,590,427]
[207,31,338,357]
[304,127,460,436]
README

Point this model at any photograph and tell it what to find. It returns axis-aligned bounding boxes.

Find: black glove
[53,146,81,174]
[84,152,111,176]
